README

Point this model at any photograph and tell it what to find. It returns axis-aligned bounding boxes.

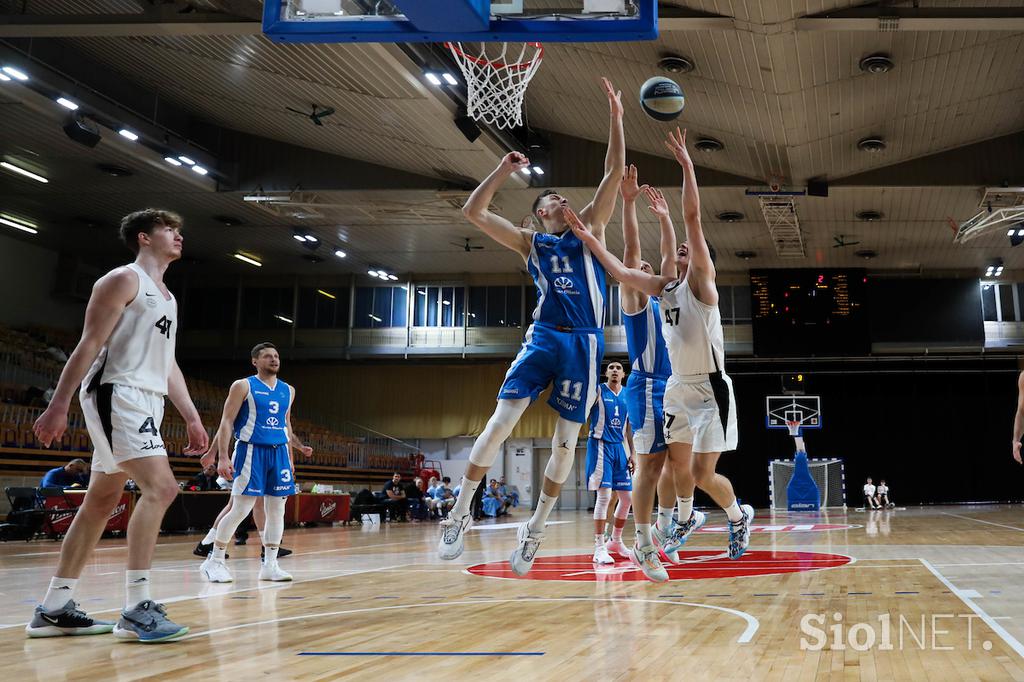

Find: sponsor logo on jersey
[554,276,574,291]
[145,297,158,309]
[254,391,269,396]
[266,416,280,427]
[610,418,622,428]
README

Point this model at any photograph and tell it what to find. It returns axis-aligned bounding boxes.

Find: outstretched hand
[644,187,670,218]
[601,77,623,118]
[500,151,531,174]
[620,164,647,202]
[664,127,692,168]
[565,207,595,244]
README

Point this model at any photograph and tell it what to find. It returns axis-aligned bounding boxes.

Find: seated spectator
[430,476,456,519]
[498,476,520,508]
[405,476,429,521]
[380,472,409,522]
[482,479,509,518]
[188,464,219,492]
[424,476,441,517]
[39,458,89,489]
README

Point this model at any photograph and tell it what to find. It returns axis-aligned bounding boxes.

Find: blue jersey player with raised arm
[199,342,312,584]
[439,77,625,575]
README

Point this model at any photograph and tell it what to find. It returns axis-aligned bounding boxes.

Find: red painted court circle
[466,550,852,581]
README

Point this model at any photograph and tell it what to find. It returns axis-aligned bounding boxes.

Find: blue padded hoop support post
[262,0,659,44]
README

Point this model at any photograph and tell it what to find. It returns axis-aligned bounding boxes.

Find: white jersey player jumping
[568,128,754,577]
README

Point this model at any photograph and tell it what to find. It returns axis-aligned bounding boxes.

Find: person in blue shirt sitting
[39,459,90,489]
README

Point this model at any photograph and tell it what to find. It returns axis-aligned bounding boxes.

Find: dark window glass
[354,287,374,328]
[733,286,751,321]
[981,283,997,322]
[392,286,408,327]
[524,285,538,322]
[240,287,292,328]
[999,283,1017,322]
[719,286,734,320]
[183,287,236,330]
[414,287,428,326]
[427,287,439,326]
[468,287,486,327]
[506,286,522,327]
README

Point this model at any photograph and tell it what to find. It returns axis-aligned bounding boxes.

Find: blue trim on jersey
[233,376,291,445]
[623,297,671,379]
[589,383,628,443]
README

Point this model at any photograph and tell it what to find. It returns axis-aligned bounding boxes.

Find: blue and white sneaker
[727,505,755,560]
[509,522,545,576]
[438,512,473,560]
[113,601,188,643]
[25,600,114,638]
[664,509,707,555]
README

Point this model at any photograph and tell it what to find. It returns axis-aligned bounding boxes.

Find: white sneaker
[630,543,669,582]
[592,544,614,565]
[509,522,545,576]
[438,512,473,560]
[259,561,293,582]
[199,557,233,583]
[605,538,630,559]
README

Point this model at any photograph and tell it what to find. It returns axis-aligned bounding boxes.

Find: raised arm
[462,152,534,261]
[620,165,645,268]
[643,187,678,281]
[665,128,717,304]
[215,379,249,480]
[1014,371,1024,464]
[33,267,137,447]
[566,207,671,299]
[579,77,625,240]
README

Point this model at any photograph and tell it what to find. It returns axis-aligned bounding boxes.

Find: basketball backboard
[766,395,821,430]
[262,0,658,44]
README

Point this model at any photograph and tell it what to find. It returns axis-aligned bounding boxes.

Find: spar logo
[698,523,860,533]
[266,416,280,427]
[319,501,337,518]
[554,277,574,291]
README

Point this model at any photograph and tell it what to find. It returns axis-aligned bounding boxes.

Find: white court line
[6,539,200,558]
[182,597,760,644]
[939,512,1024,532]
[0,563,410,630]
[919,558,1024,660]
[471,521,571,532]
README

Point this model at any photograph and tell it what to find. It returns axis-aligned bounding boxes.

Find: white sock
[657,506,674,529]
[611,525,624,541]
[452,478,482,517]
[528,493,557,533]
[212,546,227,561]
[594,534,604,546]
[677,496,694,523]
[724,499,743,523]
[636,523,653,548]
[202,527,217,545]
[125,570,151,609]
[264,546,279,564]
[42,577,77,612]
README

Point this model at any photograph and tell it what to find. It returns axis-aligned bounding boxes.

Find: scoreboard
[750,269,870,356]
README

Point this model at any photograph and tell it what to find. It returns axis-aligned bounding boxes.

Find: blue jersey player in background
[618,168,706,582]
[200,342,312,584]
[439,77,625,576]
[586,361,635,566]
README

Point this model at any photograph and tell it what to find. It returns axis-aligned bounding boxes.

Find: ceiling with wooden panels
[0,0,1023,279]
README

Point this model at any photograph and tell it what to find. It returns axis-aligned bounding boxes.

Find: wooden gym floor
[2,506,1024,680]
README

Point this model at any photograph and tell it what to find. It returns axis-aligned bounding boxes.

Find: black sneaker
[25,600,115,638]
[260,547,293,560]
[193,542,227,559]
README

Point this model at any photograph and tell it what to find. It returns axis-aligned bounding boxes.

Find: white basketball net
[446,42,544,130]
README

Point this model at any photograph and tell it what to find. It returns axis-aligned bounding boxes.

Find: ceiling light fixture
[317,289,336,300]
[532,166,545,175]
[56,97,79,111]
[694,137,724,152]
[387,274,398,281]
[233,252,262,267]
[857,137,886,152]
[1,66,28,81]
[442,72,458,85]
[118,129,139,141]
[274,314,294,324]
[293,234,307,242]
[178,155,195,166]
[521,167,532,176]
[425,72,442,86]
[334,249,346,258]
[0,214,38,234]
[164,156,182,166]
[0,161,48,184]
[191,165,208,176]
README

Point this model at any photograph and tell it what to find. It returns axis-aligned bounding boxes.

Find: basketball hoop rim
[445,41,544,71]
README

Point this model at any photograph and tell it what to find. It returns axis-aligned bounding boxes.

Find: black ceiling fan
[451,238,485,252]
[833,235,862,248]
[285,104,336,126]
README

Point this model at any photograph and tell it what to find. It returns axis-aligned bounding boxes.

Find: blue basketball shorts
[231,441,295,497]
[498,323,604,424]
[624,372,667,455]
[585,439,632,491]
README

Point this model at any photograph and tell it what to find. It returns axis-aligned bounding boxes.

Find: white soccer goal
[769,458,846,510]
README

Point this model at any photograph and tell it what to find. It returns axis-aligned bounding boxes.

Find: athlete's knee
[692,460,717,489]
[545,418,579,484]
[146,477,181,508]
[593,488,611,519]
[613,491,632,518]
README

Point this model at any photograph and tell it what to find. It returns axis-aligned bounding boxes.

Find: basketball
[639,76,685,121]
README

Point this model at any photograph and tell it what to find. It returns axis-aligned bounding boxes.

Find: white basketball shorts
[80,383,167,474]
[663,372,738,453]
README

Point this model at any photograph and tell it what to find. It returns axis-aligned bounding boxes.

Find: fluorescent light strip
[0,214,38,234]
[118,129,138,141]
[0,73,9,82]
[274,314,294,324]
[334,249,346,258]
[387,274,398,281]
[425,73,442,86]
[520,167,532,176]
[442,73,458,85]
[178,156,195,166]
[0,161,48,184]
[304,234,318,242]
[56,97,79,111]
[532,166,545,175]
[1,66,28,81]
[191,165,208,176]
[233,253,262,267]
[293,234,307,242]
[164,156,182,166]
[317,289,336,300]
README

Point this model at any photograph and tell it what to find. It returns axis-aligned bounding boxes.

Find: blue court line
[705,594,732,597]
[230,596,255,600]
[659,594,686,598]
[298,652,545,657]
[800,593,825,596]
[328,596,352,600]
[280,596,305,600]
[373,596,399,599]
[894,591,919,595]
[753,593,778,597]
[848,592,872,595]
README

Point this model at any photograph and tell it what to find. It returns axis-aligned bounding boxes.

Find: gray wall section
[0,233,85,329]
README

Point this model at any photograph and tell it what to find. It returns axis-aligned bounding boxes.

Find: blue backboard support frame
[262,0,659,44]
